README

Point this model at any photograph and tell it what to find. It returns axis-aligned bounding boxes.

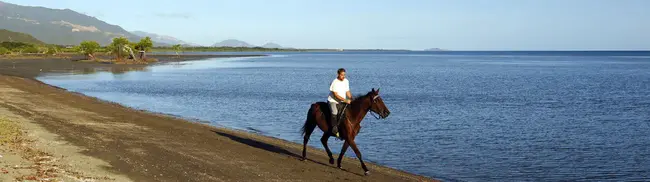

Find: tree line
[2,37,329,58]
[79,37,153,60]
[0,36,154,59]
[0,42,58,55]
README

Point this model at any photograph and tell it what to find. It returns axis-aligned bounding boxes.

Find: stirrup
[334,132,343,140]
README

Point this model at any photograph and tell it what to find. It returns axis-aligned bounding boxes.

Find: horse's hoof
[338,166,342,170]
[299,158,305,161]
[329,158,335,165]
[364,171,370,176]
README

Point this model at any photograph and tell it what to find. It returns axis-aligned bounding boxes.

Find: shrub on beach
[135,37,153,52]
[46,46,58,55]
[0,47,10,55]
[0,42,31,50]
[172,44,182,56]
[22,46,39,54]
[107,37,130,60]
[79,41,100,59]
[0,42,38,54]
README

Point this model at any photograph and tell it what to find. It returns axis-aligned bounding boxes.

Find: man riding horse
[300,68,390,175]
[328,68,352,138]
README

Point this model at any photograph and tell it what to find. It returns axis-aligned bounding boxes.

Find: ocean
[38,51,650,181]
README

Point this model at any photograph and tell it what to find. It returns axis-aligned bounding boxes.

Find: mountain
[0,29,44,44]
[212,40,288,48]
[0,1,141,45]
[131,31,198,46]
[424,48,446,51]
[212,39,254,47]
[261,42,282,49]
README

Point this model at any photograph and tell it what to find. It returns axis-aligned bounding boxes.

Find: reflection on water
[43,56,280,77]
[78,67,149,75]
[39,66,150,77]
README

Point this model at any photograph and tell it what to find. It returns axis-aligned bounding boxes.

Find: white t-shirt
[328,78,350,103]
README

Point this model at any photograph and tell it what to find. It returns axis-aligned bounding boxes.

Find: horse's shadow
[209,129,363,176]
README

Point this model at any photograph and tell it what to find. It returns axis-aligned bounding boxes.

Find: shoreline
[0,55,436,181]
[0,54,267,78]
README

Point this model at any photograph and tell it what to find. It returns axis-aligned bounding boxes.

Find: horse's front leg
[320,133,335,164]
[348,139,370,175]
[336,141,349,168]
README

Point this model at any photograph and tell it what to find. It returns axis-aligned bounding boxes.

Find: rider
[328,68,352,138]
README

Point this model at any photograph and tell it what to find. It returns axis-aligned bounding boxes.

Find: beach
[0,55,434,181]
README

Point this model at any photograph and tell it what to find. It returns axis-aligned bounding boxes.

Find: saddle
[316,102,347,126]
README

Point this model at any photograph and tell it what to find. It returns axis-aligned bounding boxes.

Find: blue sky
[4,0,650,50]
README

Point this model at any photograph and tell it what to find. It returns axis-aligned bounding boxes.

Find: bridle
[368,94,382,120]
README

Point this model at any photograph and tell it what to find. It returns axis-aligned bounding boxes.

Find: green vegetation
[23,46,39,53]
[172,44,182,56]
[135,37,154,58]
[79,41,100,59]
[1,42,34,50]
[0,29,45,45]
[0,30,65,56]
[107,37,131,60]
[0,29,333,58]
[0,47,10,55]
[70,37,158,64]
[0,30,51,55]
[151,46,304,52]
[0,41,40,54]
[135,37,154,51]
[46,46,58,55]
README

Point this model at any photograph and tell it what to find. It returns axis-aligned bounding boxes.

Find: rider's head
[337,68,346,81]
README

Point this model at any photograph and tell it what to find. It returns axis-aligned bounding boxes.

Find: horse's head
[368,88,390,119]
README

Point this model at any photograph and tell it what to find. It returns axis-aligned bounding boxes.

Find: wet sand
[0,55,435,181]
[0,54,266,78]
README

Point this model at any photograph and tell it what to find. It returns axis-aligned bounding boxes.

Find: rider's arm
[332,91,346,101]
[346,91,353,100]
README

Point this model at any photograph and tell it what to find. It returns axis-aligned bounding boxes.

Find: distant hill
[424,48,447,51]
[0,29,44,44]
[212,39,254,47]
[261,42,282,49]
[0,1,142,45]
[131,31,199,47]
[212,40,289,48]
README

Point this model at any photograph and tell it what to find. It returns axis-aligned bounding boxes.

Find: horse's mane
[351,91,373,104]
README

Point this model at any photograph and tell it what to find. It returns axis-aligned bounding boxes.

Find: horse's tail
[300,117,308,137]
[300,103,320,137]
[300,119,308,137]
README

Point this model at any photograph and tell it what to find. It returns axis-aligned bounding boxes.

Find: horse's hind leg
[320,133,334,164]
[301,120,317,161]
[348,140,370,175]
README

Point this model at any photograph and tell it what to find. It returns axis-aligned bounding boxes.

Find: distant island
[335,49,412,52]
[261,42,282,49]
[131,31,199,47]
[211,39,286,49]
[424,48,447,51]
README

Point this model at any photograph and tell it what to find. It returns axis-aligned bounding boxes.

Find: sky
[3,0,650,50]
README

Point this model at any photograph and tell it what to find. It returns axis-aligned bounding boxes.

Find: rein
[349,92,383,120]
[369,110,381,119]
[367,94,382,120]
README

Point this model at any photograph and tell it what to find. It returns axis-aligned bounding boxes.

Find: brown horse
[300,88,390,175]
